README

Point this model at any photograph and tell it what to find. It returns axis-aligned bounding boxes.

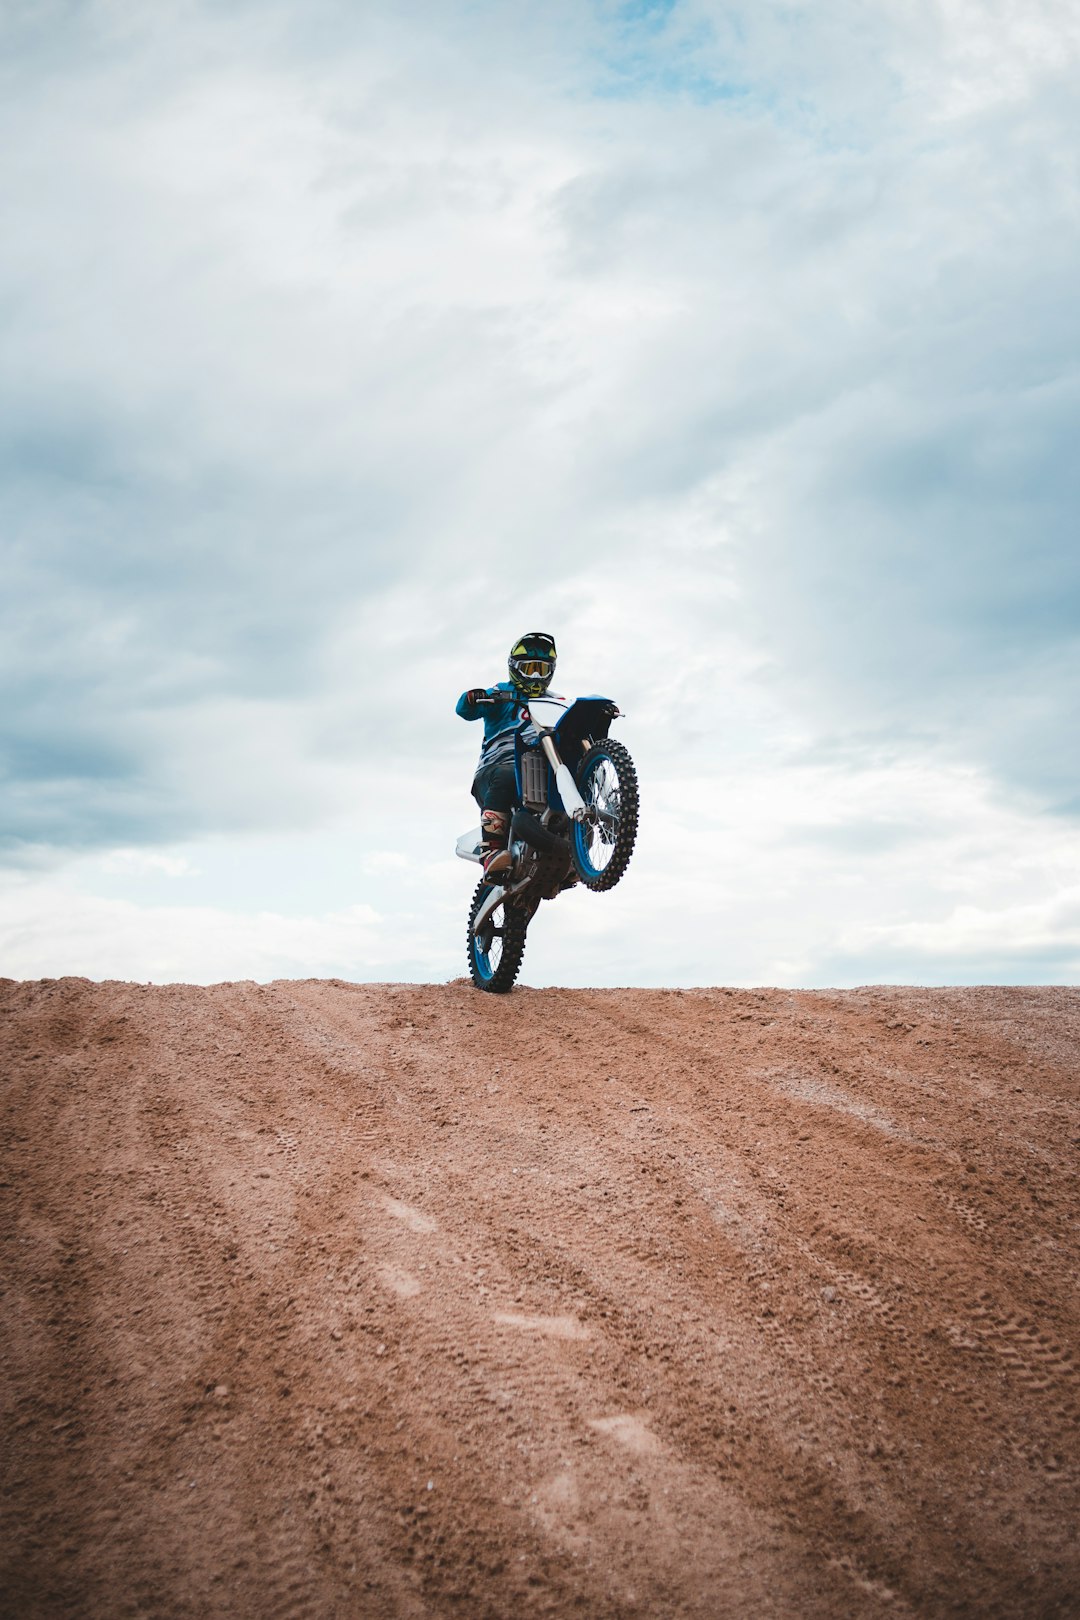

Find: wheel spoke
[569,739,638,893]
[468,881,527,992]
[580,756,619,871]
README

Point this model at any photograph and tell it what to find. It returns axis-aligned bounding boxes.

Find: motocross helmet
[508,632,557,699]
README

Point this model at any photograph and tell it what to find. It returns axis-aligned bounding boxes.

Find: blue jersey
[456,682,529,766]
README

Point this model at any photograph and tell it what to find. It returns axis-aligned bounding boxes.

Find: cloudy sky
[2,0,1079,987]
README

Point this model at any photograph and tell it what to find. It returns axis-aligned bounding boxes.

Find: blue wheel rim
[572,753,620,879]
[472,901,503,980]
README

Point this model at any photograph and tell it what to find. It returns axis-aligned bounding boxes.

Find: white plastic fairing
[456,827,484,864]
[528,695,568,728]
[554,762,587,820]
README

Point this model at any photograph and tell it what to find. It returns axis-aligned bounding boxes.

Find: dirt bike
[456,691,639,992]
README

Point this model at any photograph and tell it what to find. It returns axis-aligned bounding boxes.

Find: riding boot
[482,847,513,881]
[480,808,513,882]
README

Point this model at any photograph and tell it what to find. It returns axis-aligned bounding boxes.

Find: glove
[466,687,488,705]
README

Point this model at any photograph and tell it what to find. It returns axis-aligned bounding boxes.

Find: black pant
[471,753,516,814]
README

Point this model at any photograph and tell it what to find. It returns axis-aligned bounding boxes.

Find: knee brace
[481,808,509,847]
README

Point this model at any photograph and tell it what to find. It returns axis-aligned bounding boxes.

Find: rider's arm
[456,687,490,720]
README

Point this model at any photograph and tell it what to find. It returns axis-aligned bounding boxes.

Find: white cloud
[0,875,392,985]
[4,745,1076,987]
[2,0,1078,984]
[98,849,200,878]
[839,887,1080,972]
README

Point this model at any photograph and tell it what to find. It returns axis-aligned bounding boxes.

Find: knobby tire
[467,880,528,993]
[571,739,639,891]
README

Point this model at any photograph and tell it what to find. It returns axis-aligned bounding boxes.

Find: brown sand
[1,977,1077,1618]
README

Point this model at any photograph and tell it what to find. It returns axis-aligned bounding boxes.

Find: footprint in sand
[531,1468,586,1546]
[379,1264,422,1299]
[494,1312,591,1341]
[381,1195,437,1234]
[589,1414,662,1455]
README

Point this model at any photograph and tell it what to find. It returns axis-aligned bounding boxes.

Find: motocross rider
[457,632,557,882]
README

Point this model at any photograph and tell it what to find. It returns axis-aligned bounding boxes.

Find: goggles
[513,658,553,678]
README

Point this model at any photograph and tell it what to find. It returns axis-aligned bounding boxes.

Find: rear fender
[456,827,484,864]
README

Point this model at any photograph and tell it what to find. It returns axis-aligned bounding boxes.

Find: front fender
[552,696,620,754]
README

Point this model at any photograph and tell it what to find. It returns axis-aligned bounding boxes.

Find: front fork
[539,732,587,821]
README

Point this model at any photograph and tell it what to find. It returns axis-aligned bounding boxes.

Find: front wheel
[571,739,639,891]
[467,882,528,992]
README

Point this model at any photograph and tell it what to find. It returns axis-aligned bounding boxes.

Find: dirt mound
[1,977,1078,1618]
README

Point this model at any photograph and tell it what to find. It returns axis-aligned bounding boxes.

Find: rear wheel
[571,739,639,891]
[467,881,528,992]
